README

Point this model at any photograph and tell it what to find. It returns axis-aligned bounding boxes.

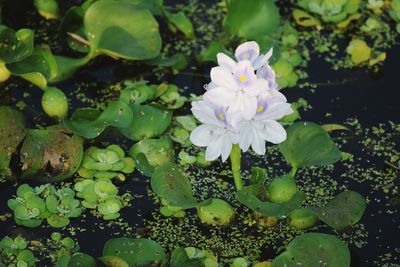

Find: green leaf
[34,0,60,20]
[0,106,26,178]
[68,253,96,267]
[0,25,34,63]
[145,53,188,71]
[310,191,366,230]
[197,41,226,63]
[84,0,161,59]
[223,0,280,40]
[53,55,90,82]
[20,126,83,182]
[271,233,350,267]
[165,11,195,39]
[133,153,155,177]
[64,100,133,139]
[6,46,58,89]
[47,214,70,228]
[236,189,305,218]
[103,238,166,266]
[120,105,172,141]
[99,256,129,267]
[170,247,203,267]
[279,122,341,168]
[129,136,174,168]
[151,164,199,209]
[321,123,351,133]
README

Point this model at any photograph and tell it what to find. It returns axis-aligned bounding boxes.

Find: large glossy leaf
[0,25,34,63]
[0,106,26,178]
[64,101,133,139]
[223,0,280,40]
[120,104,172,141]
[310,191,366,230]
[20,126,83,182]
[6,46,58,89]
[236,189,305,218]
[170,248,203,267]
[84,0,161,59]
[279,122,341,168]
[151,164,199,209]
[103,238,166,266]
[271,233,350,267]
[165,11,195,39]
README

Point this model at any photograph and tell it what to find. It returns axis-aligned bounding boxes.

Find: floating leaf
[20,126,83,182]
[100,256,129,267]
[151,164,199,208]
[68,253,97,267]
[346,39,371,65]
[0,106,26,178]
[310,191,366,230]
[84,0,161,59]
[236,189,305,218]
[145,53,188,71]
[0,25,34,63]
[292,9,321,27]
[6,46,58,89]
[224,0,280,40]
[321,123,350,132]
[103,238,166,266]
[170,248,203,267]
[53,55,90,82]
[119,104,172,141]
[165,11,195,39]
[64,101,133,139]
[197,41,226,63]
[271,233,350,267]
[34,0,60,20]
[279,122,341,168]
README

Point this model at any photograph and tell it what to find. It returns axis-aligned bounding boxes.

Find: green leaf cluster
[78,144,135,182]
[0,236,37,267]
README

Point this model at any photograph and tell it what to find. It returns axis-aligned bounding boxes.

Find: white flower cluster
[190,41,293,161]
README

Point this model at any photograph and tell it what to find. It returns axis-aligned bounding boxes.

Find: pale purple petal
[251,129,266,155]
[220,136,233,162]
[246,79,269,96]
[232,60,257,88]
[191,101,223,127]
[205,135,224,161]
[240,95,258,120]
[190,124,216,147]
[259,120,287,144]
[257,65,279,90]
[253,48,273,70]
[257,102,292,121]
[210,66,238,89]
[203,87,236,107]
[238,121,252,152]
[235,41,260,63]
[217,53,236,71]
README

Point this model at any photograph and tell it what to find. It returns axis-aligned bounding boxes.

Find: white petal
[260,120,287,144]
[190,124,216,147]
[217,53,236,71]
[220,136,233,162]
[238,121,252,152]
[205,82,217,91]
[251,129,266,155]
[235,41,260,62]
[253,48,273,70]
[205,135,224,161]
[247,79,269,96]
[203,87,236,107]
[240,95,257,120]
[210,66,238,89]
[258,102,293,121]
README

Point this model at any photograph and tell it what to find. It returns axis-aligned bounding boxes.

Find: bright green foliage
[231,257,250,267]
[0,106,26,178]
[224,0,280,40]
[74,179,124,220]
[20,126,83,182]
[289,208,318,230]
[34,0,60,19]
[66,253,96,267]
[0,25,34,64]
[84,0,161,60]
[160,198,186,218]
[390,0,400,32]
[296,0,361,24]
[178,151,197,165]
[102,238,166,266]
[48,233,84,267]
[271,233,350,267]
[79,144,135,182]
[346,39,371,64]
[129,136,174,172]
[197,198,235,226]
[120,82,159,105]
[170,115,197,147]
[41,87,69,119]
[184,247,219,267]
[267,174,298,203]
[310,190,366,229]
[279,122,341,169]
[151,164,199,209]
[158,84,187,109]
[165,11,195,39]
[120,105,172,141]
[64,100,133,139]
[0,236,37,267]
[7,184,82,228]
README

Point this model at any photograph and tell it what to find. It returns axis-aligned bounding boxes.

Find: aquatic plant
[74,178,124,220]
[197,198,235,226]
[0,236,37,267]
[78,144,135,181]
[170,247,220,267]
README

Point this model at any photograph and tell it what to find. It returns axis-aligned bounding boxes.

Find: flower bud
[41,87,68,119]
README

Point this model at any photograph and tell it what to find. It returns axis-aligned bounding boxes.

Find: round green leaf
[68,253,96,267]
[0,25,34,63]
[279,122,342,168]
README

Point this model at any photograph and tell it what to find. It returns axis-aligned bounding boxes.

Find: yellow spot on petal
[218,113,225,120]
[239,75,247,82]
[242,53,249,59]
[257,105,264,113]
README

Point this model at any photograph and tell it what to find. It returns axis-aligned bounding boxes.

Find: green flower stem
[290,166,298,177]
[230,144,243,191]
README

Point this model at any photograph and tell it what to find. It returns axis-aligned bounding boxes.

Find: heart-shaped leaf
[0,25,34,63]
[279,122,341,168]
[165,11,195,39]
[310,190,366,230]
[84,0,161,59]
[151,164,199,209]
[223,0,280,40]
[64,100,133,139]
[271,233,350,267]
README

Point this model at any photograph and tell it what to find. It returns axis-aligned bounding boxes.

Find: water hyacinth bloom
[204,60,268,120]
[238,89,292,155]
[189,101,239,162]
[257,64,280,91]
